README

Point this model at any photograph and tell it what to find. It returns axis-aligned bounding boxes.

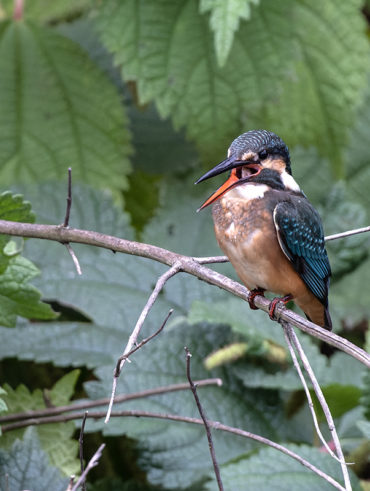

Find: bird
[195,129,332,330]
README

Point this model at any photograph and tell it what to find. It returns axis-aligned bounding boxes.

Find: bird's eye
[258,149,268,160]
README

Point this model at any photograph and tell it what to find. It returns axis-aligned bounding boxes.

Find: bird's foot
[269,294,293,321]
[247,288,265,310]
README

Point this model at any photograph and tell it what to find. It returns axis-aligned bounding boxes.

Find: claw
[268,294,293,320]
[247,288,265,310]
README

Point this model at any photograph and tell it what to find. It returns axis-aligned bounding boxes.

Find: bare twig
[286,324,352,491]
[60,168,82,275]
[64,168,72,228]
[79,411,88,491]
[0,220,368,366]
[65,243,82,275]
[115,309,174,375]
[0,378,222,424]
[71,443,105,491]
[325,225,370,241]
[105,265,181,423]
[282,323,348,464]
[2,410,344,490]
[185,348,223,491]
[65,476,75,491]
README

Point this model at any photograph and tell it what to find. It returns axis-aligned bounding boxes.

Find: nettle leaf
[321,183,369,280]
[330,256,370,325]
[84,322,286,489]
[199,0,260,67]
[188,298,366,391]
[205,443,361,491]
[346,75,370,217]
[0,181,226,365]
[0,21,131,197]
[0,255,56,327]
[1,371,80,476]
[96,0,368,165]
[0,428,69,491]
[0,191,35,274]
[289,146,332,206]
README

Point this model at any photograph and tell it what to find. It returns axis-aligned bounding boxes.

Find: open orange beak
[196,157,262,211]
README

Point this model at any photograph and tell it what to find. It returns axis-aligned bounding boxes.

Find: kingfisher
[196,130,332,330]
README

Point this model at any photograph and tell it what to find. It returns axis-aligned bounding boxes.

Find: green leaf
[321,182,369,280]
[0,191,35,274]
[313,384,361,421]
[84,322,286,489]
[0,0,92,23]
[96,0,368,165]
[357,420,370,439]
[1,372,80,476]
[346,75,370,217]
[205,443,361,490]
[188,297,366,392]
[330,257,370,325]
[0,255,56,327]
[200,0,259,66]
[0,428,69,491]
[0,21,131,197]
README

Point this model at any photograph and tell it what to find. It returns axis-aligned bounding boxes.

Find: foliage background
[0,0,369,489]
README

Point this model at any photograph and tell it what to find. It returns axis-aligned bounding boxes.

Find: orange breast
[212,193,326,327]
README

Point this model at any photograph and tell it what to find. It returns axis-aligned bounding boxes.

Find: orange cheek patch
[263,157,286,172]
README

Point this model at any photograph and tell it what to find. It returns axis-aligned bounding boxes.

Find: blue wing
[273,198,331,306]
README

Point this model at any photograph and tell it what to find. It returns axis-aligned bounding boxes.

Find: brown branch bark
[0,220,367,367]
[0,378,222,424]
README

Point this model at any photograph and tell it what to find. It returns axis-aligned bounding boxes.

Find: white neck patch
[281,170,300,192]
[232,183,269,200]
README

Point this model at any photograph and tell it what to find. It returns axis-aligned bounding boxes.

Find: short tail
[324,306,332,331]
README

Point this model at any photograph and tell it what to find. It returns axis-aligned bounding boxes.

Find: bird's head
[196,130,300,210]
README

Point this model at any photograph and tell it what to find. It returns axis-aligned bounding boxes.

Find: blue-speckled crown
[229,130,291,174]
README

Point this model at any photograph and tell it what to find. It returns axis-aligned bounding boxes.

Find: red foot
[269,294,293,320]
[247,288,265,310]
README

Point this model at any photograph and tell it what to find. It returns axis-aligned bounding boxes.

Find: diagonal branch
[282,323,346,464]
[0,220,368,367]
[286,324,352,490]
[105,270,181,423]
[0,378,222,425]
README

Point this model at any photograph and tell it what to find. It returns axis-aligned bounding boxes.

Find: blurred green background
[0,1,369,489]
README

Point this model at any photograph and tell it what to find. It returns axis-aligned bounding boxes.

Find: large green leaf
[0,255,56,327]
[0,21,131,196]
[0,428,69,491]
[96,0,368,166]
[200,0,259,66]
[346,75,370,216]
[188,298,366,391]
[321,183,369,280]
[84,322,286,489]
[1,371,80,476]
[205,443,361,490]
[0,191,35,274]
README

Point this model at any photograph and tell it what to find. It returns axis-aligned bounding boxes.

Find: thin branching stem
[2,410,345,490]
[185,348,224,491]
[286,324,352,491]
